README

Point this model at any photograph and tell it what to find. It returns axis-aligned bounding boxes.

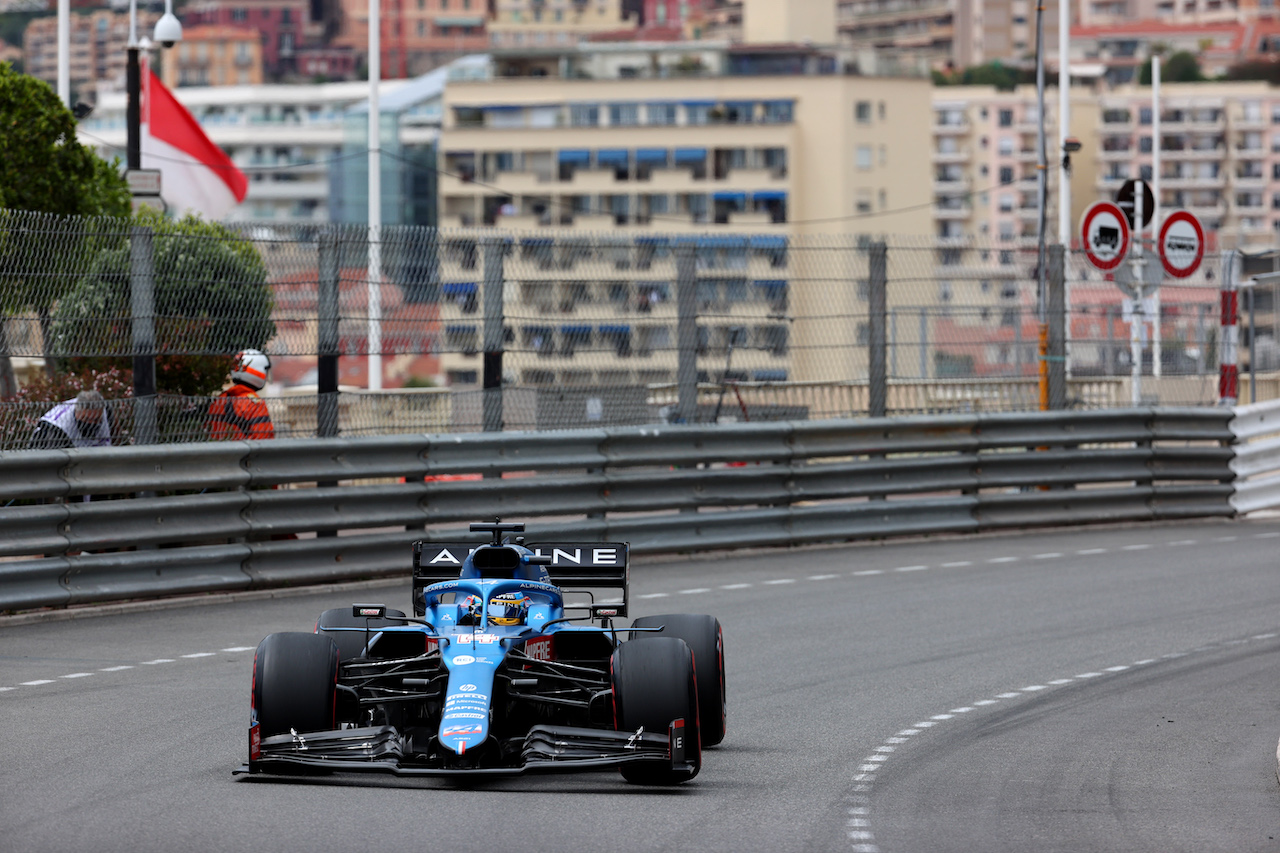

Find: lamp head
[153,12,182,48]
[1062,136,1083,153]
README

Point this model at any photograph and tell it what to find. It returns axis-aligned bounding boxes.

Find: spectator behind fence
[30,390,112,450]
[207,349,275,441]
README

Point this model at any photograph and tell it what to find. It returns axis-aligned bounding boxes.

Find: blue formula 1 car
[235,521,725,785]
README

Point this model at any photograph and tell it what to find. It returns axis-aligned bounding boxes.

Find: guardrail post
[317,228,340,440]
[1047,244,1066,409]
[482,236,505,433]
[675,242,698,425]
[868,241,887,418]
[130,224,156,446]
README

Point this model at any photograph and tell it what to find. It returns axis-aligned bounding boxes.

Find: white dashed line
[913,721,937,728]
[808,574,839,581]
[989,556,1018,563]
[181,652,216,659]
[20,680,53,686]
[100,665,134,672]
[1077,548,1107,555]
[720,583,752,590]
[638,593,669,599]
[0,687,13,692]
[221,647,255,653]
[949,707,973,714]
[1122,544,1151,551]
[1020,685,1048,692]
[1133,659,1157,666]
[1033,553,1063,560]
[930,713,953,721]
[1213,536,1238,542]
[1047,678,1073,685]
[1168,540,1198,546]
[1104,665,1130,672]
[894,565,929,573]
[60,673,92,679]
[140,659,175,665]
[1256,532,1280,539]
[679,588,710,595]
[764,578,796,585]
[852,570,884,576]
[1254,633,1278,640]
[941,561,972,568]
[1076,671,1103,678]
[996,692,1022,699]
[972,699,999,706]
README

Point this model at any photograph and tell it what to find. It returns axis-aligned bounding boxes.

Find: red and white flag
[141,68,247,220]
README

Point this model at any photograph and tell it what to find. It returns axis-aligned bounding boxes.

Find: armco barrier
[1231,399,1280,515]
[0,408,1236,612]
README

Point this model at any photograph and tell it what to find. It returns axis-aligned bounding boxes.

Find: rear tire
[631,613,726,746]
[611,636,701,785]
[253,632,339,737]
[316,607,407,661]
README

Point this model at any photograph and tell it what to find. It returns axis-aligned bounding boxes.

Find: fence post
[675,242,698,425]
[1047,244,1066,409]
[317,228,340,439]
[482,236,505,433]
[1219,250,1239,406]
[130,224,156,446]
[868,241,887,418]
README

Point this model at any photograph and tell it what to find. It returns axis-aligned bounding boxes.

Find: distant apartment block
[487,0,633,47]
[161,25,265,87]
[184,0,314,79]
[1078,0,1271,27]
[1071,20,1280,84]
[332,0,489,77]
[23,9,158,97]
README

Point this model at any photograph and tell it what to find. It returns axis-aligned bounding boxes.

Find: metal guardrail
[0,408,1235,613]
[1230,398,1280,515]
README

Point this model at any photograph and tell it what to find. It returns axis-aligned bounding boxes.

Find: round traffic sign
[1158,210,1204,278]
[1116,179,1155,230]
[1081,201,1130,271]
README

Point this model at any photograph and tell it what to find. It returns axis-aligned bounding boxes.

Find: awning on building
[558,149,591,164]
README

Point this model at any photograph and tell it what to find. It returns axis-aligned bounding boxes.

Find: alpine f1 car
[235,521,725,785]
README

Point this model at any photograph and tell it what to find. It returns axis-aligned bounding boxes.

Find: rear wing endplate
[412,541,629,618]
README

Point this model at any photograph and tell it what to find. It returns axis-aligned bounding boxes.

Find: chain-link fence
[0,208,1269,449]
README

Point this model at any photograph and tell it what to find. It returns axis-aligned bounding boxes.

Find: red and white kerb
[1219,274,1239,405]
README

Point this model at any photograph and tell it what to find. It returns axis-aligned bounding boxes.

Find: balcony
[933,148,970,164]
[933,120,970,135]
[1231,172,1267,189]
[933,205,971,220]
[1099,147,1134,161]
[933,177,969,192]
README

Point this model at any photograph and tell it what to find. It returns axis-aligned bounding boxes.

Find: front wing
[234,721,691,778]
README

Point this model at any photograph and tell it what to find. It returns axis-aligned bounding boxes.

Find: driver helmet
[230,348,271,390]
[461,592,529,626]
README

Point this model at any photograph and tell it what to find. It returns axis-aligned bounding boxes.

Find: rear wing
[412,541,629,618]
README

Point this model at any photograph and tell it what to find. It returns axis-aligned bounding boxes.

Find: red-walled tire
[611,636,701,785]
[252,632,339,738]
[631,614,726,746]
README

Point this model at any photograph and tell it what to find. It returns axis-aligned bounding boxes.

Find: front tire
[252,632,339,737]
[631,613,726,746]
[611,636,701,785]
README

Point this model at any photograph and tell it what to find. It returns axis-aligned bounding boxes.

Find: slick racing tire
[631,613,726,746]
[253,632,340,737]
[316,607,407,661]
[611,636,701,785]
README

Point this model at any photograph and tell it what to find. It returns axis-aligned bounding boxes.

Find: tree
[933,61,1033,91]
[1140,51,1203,84]
[0,62,131,396]
[1223,59,1280,84]
[49,209,276,396]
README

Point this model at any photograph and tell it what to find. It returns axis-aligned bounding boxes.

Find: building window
[761,100,793,124]
[999,166,1014,184]
[998,108,1013,127]
[609,103,639,126]
[855,101,872,123]
[998,137,1014,155]
[232,7,247,20]
[856,145,872,170]
[647,103,676,125]
[570,104,599,126]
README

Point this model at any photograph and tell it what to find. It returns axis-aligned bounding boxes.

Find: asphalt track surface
[5,518,1280,852]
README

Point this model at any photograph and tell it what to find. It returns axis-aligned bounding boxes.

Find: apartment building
[23,9,158,98]
[161,25,265,87]
[183,0,315,80]
[838,0,1064,74]
[1071,20,1280,85]
[1078,0,1269,27]
[433,27,933,391]
[332,0,489,77]
[1094,81,1280,251]
[487,0,634,48]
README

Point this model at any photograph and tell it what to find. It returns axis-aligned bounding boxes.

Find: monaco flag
[141,68,247,219]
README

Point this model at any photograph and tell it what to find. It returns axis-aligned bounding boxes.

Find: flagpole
[127,0,140,171]
[57,0,69,105]
[367,0,383,391]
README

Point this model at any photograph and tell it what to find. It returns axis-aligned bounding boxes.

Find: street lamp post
[126,0,183,172]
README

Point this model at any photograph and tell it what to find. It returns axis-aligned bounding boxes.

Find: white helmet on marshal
[230,349,271,390]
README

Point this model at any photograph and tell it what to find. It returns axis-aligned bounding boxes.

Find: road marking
[1255,532,1280,539]
[930,713,953,720]
[808,574,839,581]
[914,721,937,728]
[1104,665,1130,672]
[949,707,973,714]
[140,659,175,665]
[222,647,255,653]
[896,729,920,737]
[0,687,12,692]
[1033,553,1062,559]
[894,565,928,573]
[720,583,752,590]
[874,745,895,753]
[1213,536,1238,542]
[638,593,669,599]
[1077,548,1107,555]
[1254,633,1278,640]
[1122,544,1151,551]
[20,680,53,686]
[1047,678,1073,685]
[1076,672,1103,678]
[1020,685,1048,692]
[100,665,134,672]
[852,570,884,576]
[1168,540,1198,546]
[679,588,710,595]
[997,692,1022,699]
[989,556,1018,563]
[764,578,796,585]
[1133,659,1156,666]
[60,673,92,679]
[942,560,972,567]
[181,652,216,659]
[972,699,999,706]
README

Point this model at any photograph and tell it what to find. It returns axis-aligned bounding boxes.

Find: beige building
[434,28,933,390]
[488,0,635,48]
[162,26,265,87]
[24,10,158,98]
